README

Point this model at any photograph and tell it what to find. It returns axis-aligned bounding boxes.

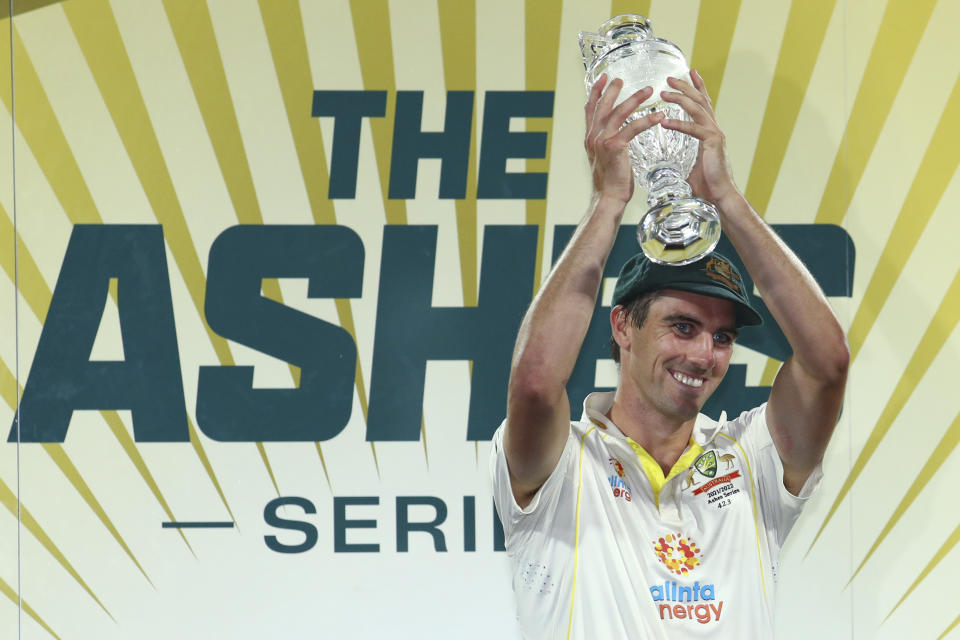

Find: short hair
[609,289,664,364]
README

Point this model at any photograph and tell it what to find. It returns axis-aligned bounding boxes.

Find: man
[490,71,849,638]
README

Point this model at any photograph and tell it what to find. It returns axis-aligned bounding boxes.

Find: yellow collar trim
[627,437,705,509]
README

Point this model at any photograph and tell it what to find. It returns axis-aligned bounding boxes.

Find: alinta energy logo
[607,457,632,502]
[653,533,702,576]
[650,533,724,624]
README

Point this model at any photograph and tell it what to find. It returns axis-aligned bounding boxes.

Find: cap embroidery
[704,256,742,294]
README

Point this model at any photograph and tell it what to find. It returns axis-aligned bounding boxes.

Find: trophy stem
[645,166,692,207]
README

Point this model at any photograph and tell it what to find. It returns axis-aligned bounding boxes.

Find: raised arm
[660,71,850,495]
[504,77,664,506]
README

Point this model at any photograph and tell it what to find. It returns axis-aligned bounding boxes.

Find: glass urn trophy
[579,15,721,265]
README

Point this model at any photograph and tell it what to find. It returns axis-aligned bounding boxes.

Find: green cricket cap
[611,252,763,327]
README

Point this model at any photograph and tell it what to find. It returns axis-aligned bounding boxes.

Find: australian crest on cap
[704,256,742,294]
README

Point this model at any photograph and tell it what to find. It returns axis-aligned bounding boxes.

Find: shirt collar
[580,391,725,447]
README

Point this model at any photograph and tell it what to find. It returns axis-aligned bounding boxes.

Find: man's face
[615,289,738,421]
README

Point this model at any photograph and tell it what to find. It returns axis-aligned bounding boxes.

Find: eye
[713,331,734,346]
[673,322,692,335]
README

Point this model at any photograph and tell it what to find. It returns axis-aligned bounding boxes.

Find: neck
[607,389,697,476]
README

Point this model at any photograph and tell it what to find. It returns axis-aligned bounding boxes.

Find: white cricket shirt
[490,391,821,639]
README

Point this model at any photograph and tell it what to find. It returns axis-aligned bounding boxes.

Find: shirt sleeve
[489,420,577,550]
[723,404,823,549]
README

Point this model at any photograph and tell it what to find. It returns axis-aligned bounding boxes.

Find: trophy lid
[579,14,653,70]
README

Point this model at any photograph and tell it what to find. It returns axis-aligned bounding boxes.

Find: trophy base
[638,197,721,266]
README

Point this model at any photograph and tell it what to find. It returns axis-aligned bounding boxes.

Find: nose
[687,332,716,371]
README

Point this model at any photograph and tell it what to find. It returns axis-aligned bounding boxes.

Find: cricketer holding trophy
[490,15,849,638]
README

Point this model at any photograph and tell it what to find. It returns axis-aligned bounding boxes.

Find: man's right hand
[584,75,664,206]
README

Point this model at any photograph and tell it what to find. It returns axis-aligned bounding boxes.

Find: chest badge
[694,450,717,478]
[688,450,743,507]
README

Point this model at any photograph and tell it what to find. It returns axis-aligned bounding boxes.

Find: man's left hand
[659,70,739,208]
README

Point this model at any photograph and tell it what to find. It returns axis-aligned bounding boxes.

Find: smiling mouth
[671,371,705,388]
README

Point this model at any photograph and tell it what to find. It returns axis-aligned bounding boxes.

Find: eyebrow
[663,313,739,338]
[663,313,701,326]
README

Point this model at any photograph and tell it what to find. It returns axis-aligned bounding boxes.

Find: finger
[608,86,653,128]
[665,74,696,94]
[660,89,716,127]
[594,77,624,124]
[665,75,710,111]
[687,69,715,109]
[611,111,665,144]
[584,75,608,132]
[584,73,608,121]
[659,115,713,142]
[584,75,609,149]
[588,88,653,152]
[690,69,709,96]
[590,73,609,98]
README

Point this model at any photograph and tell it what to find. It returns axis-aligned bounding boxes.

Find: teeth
[673,372,704,388]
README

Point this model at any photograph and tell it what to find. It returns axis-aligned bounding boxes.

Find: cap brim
[665,282,763,327]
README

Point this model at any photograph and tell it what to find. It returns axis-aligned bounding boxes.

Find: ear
[610,305,631,353]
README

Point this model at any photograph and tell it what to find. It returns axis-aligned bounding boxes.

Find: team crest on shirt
[694,450,718,477]
[607,457,632,502]
[687,450,743,509]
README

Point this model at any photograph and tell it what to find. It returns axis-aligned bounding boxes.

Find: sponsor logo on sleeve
[607,457,631,502]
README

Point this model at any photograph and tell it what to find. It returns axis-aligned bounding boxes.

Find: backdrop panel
[2,0,958,638]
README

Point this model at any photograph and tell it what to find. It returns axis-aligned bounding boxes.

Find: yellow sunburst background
[1,0,958,637]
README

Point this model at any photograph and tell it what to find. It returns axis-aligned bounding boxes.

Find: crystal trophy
[579,15,721,265]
